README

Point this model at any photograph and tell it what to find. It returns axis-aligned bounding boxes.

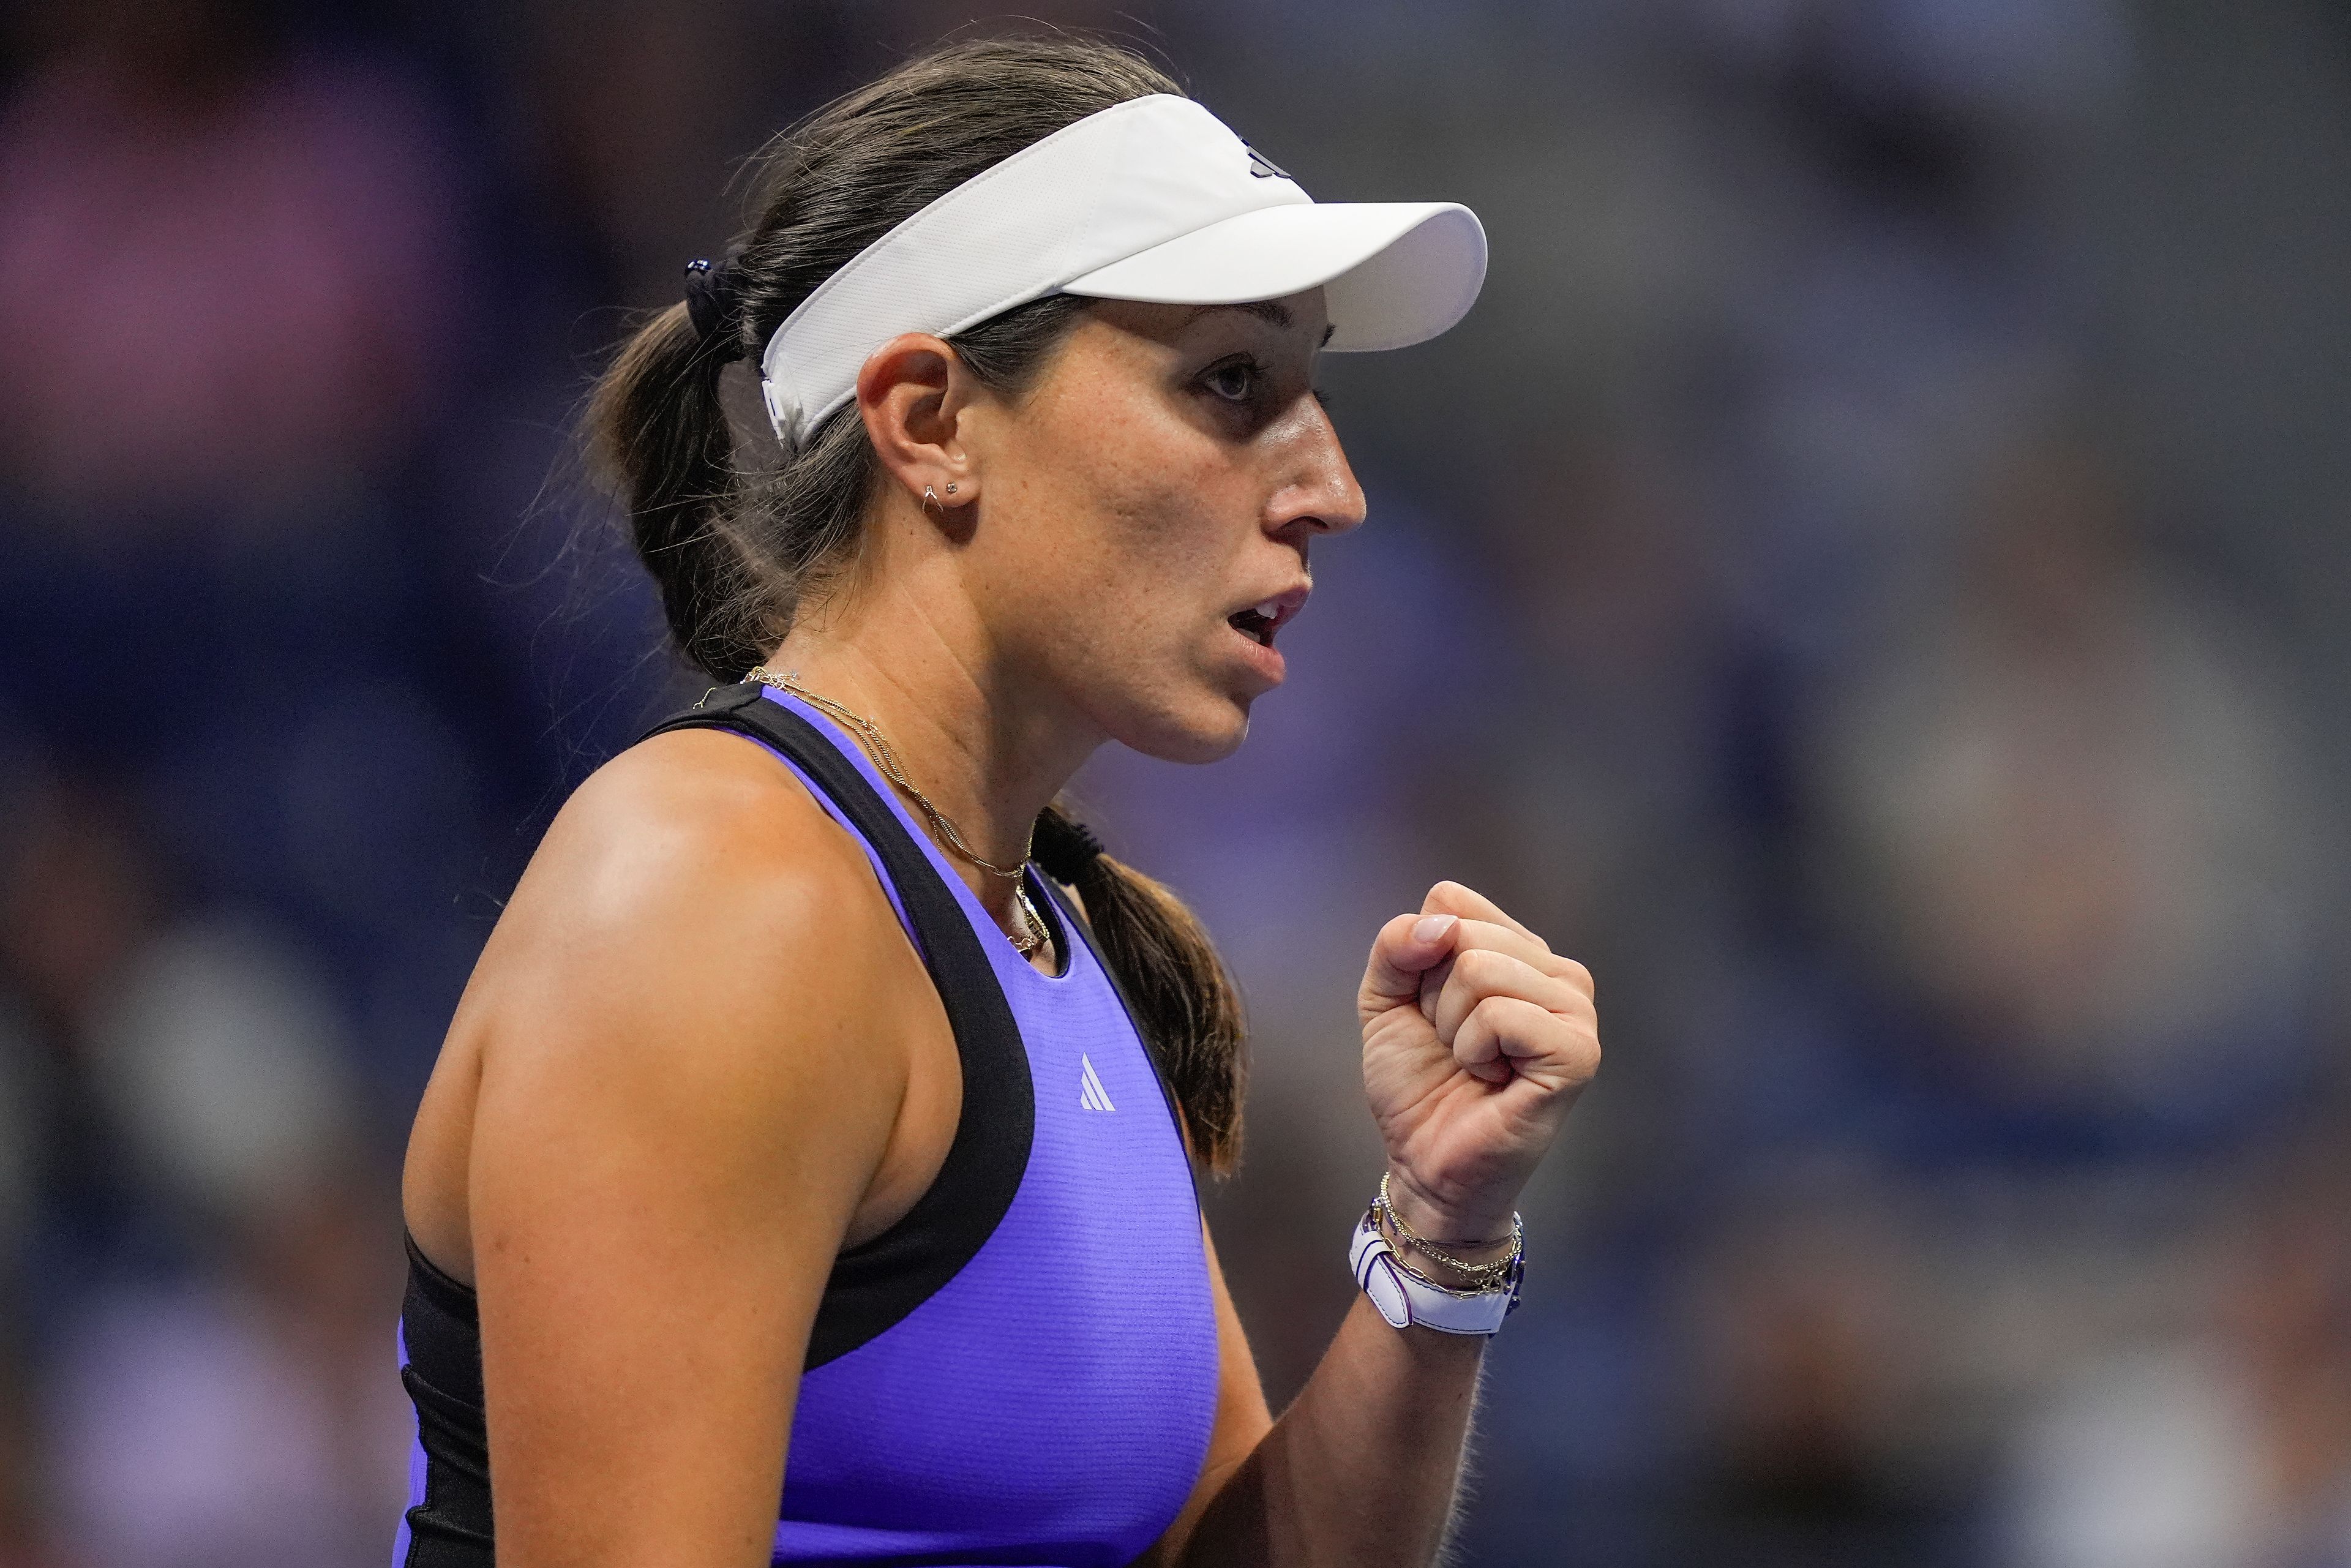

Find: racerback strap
[640,681,1037,1370]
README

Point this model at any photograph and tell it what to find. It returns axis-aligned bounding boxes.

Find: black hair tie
[683,255,747,362]
[1032,811,1104,883]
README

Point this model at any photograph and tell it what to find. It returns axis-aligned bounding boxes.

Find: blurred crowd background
[2,1,2347,1564]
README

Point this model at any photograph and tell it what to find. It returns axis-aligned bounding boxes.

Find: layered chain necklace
[745,666,1049,956]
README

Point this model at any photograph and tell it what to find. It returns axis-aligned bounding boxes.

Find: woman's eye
[1202,360,1259,402]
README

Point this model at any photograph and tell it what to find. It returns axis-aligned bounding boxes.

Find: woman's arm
[458,732,928,1568]
[1191,1296,1495,1565]
[1141,1221,1491,1568]
[1150,880,1600,1567]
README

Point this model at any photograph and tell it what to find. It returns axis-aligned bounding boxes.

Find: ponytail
[583,36,1247,1174]
[583,302,771,681]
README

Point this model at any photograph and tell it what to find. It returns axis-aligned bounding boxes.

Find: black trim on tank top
[637,681,1039,1366]
[399,1232,492,1567]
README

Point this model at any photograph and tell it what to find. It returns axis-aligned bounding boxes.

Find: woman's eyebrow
[1182,302,1335,346]
[1185,301,1292,330]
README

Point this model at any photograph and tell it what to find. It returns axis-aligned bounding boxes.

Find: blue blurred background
[2,1,2349,1563]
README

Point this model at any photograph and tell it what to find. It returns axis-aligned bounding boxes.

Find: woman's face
[964,288,1366,765]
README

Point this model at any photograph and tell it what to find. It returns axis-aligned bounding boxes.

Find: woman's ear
[855,332,980,519]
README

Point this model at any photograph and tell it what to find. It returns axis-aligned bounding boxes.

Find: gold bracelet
[1376,1171,1522,1287]
[1378,1219,1519,1292]
[1367,1206,1521,1299]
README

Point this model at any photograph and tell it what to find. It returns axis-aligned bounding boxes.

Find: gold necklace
[746,666,1048,957]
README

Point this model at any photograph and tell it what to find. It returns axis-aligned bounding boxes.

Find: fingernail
[1412,913,1457,944]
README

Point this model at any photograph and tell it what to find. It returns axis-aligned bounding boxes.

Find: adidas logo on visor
[1078,1054,1116,1113]
[1244,144,1289,180]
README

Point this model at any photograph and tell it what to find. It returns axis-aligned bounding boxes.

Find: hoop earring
[923,484,940,510]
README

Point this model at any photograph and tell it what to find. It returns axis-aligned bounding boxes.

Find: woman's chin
[1116,693,1254,766]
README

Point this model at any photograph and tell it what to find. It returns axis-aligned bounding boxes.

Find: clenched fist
[1358,881,1600,1249]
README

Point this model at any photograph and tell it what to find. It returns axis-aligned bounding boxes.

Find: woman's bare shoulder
[404,724,917,1278]
[538,726,863,906]
[481,724,904,1054]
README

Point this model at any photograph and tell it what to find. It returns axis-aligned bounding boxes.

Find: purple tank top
[389,684,1221,1568]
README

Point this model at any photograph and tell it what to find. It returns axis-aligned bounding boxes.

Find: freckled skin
[950,291,1367,765]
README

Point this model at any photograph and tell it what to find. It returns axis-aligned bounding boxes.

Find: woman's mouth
[1225,586,1308,648]
[1223,589,1305,687]
[1227,599,1282,647]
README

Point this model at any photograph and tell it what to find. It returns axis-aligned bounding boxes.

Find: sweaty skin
[402,287,1600,1568]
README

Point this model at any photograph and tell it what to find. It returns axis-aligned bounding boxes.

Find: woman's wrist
[1378,1166,1516,1269]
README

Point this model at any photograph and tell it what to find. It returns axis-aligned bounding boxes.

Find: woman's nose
[1272,398,1367,538]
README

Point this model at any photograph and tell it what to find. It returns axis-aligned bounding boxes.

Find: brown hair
[583,36,1247,1172]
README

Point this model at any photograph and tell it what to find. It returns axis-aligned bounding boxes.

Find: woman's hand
[1357,881,1599,1246]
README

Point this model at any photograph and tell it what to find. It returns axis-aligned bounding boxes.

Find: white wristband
[1349,1213,1521,1335]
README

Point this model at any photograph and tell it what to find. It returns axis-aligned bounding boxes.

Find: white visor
[757,93,1487,449]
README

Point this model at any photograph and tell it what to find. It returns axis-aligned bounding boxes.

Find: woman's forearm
[1179,1291,1488,1567]
[1174,883,1599,1566]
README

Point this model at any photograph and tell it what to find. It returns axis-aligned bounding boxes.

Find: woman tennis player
[394,36,1600,1568]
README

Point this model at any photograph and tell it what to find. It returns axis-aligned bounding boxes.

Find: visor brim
[1060,201,1486,352]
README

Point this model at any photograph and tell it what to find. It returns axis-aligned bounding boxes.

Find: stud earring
[945,483,958,495]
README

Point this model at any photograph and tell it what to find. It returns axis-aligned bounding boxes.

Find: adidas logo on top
[1078,1054,1116,1113]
